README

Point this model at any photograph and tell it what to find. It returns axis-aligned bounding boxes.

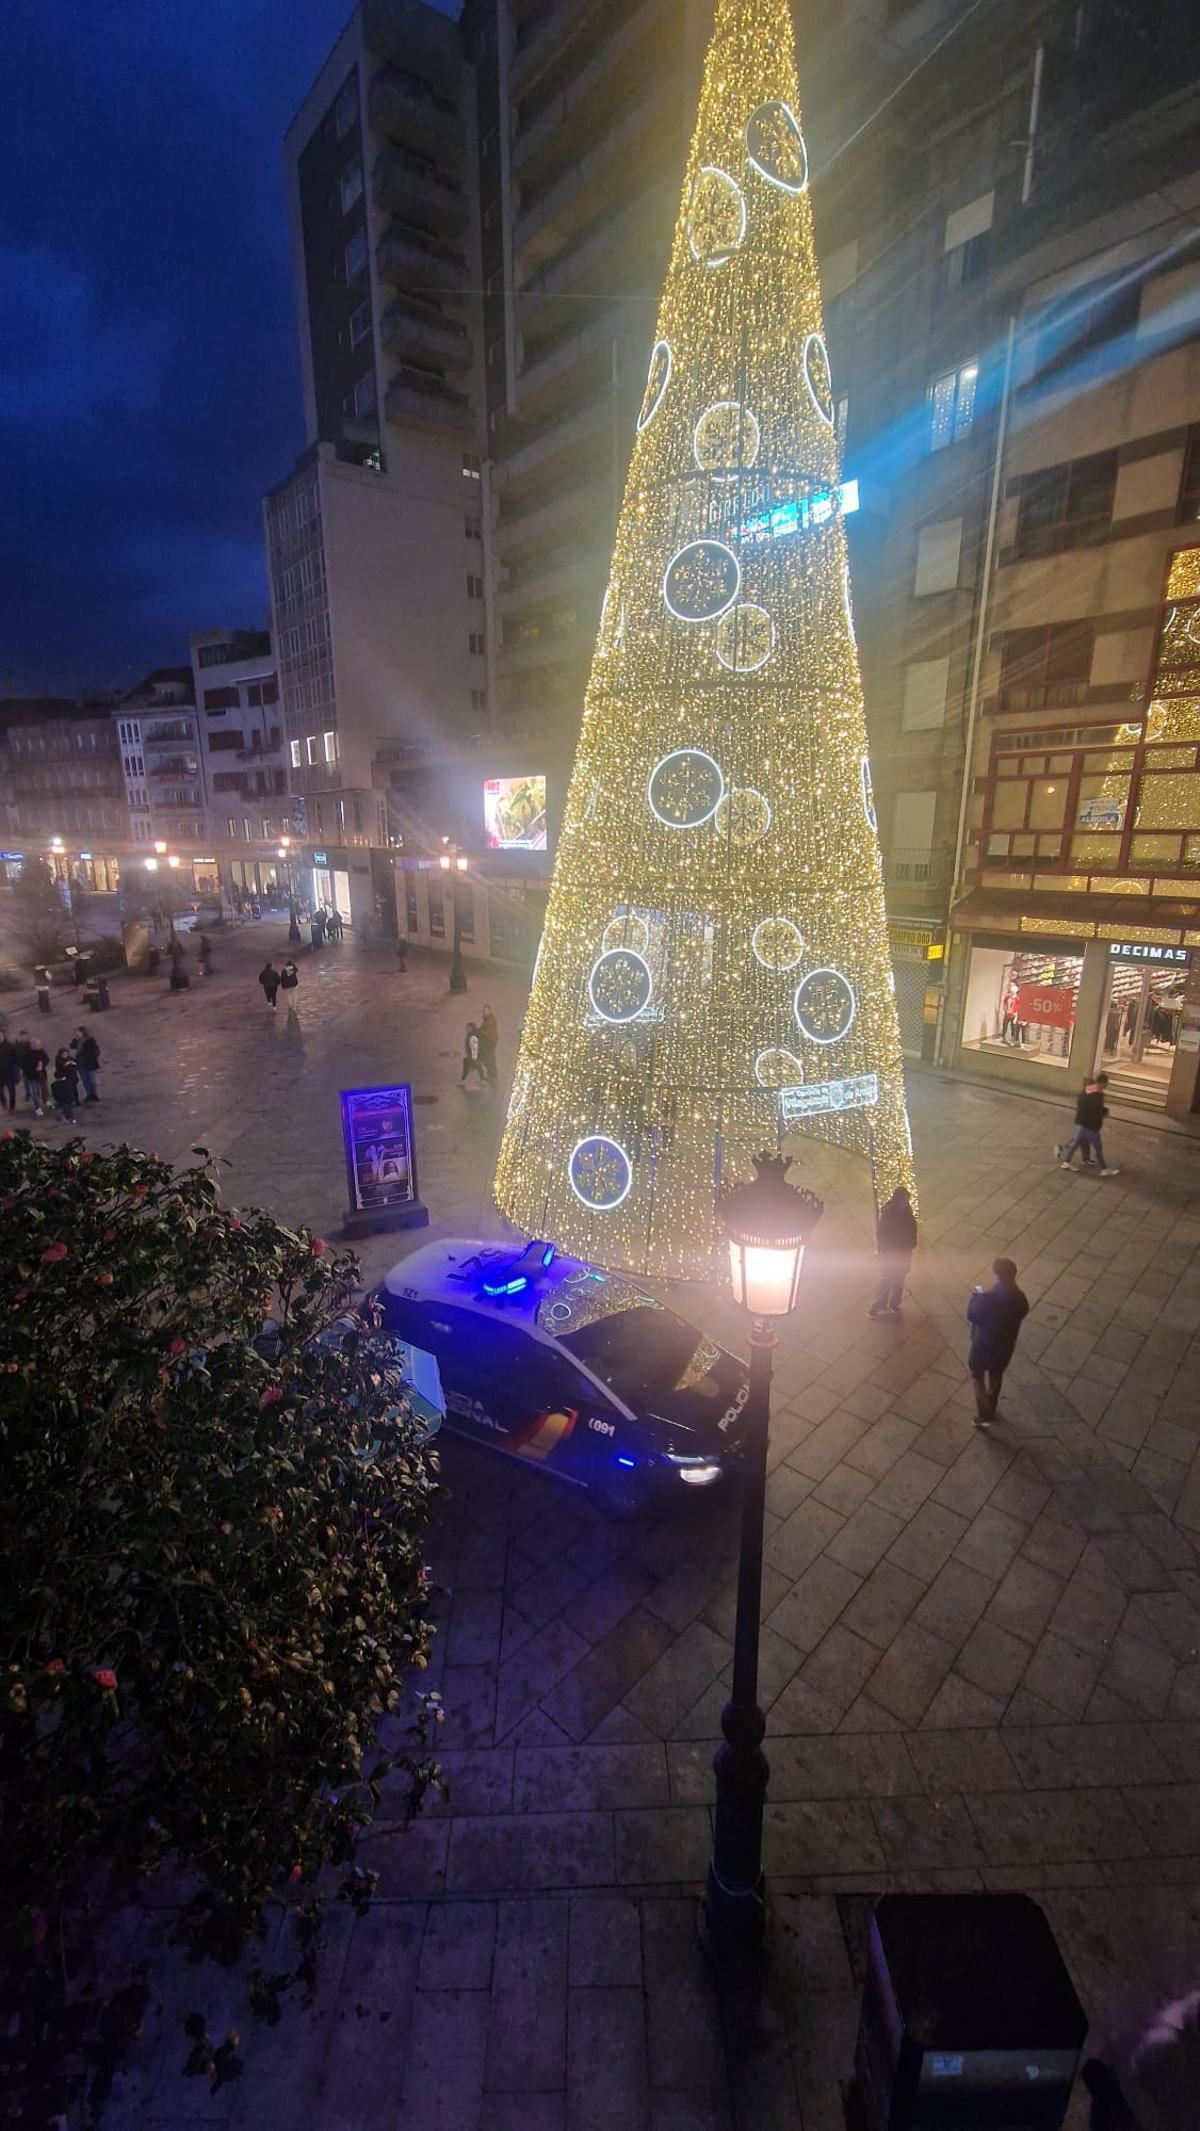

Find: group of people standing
[0,1024,101,1124]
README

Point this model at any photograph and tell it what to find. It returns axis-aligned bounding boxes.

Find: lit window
[929,361,978,450]
[345,371,376,417]
[262,818,272,840]
[243,820,252,841]
[323,730,338,763]
[340,159,363,215]
[462,451,481,479]
[344,229,367,285]
[306,735,319,765]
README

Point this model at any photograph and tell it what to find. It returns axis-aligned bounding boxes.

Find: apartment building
[0,698,127,893]
[265,0,487,931]
[187,628,294,902]
[114,667,214,873]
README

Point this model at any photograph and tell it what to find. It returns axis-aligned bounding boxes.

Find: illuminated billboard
[484,774,547,851]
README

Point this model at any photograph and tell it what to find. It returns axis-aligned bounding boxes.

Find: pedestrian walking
[280,959,299,1015]
[868,1185,917,1318]
[259,960,281,1012]
[395,937,409,973]
[327,908,343,942]
[50,1046,80,1124]
[966,1257,1029,1424]
[0,1033,20,1113]
[197,932,214,976]
[460,1022,486,1085]
[71,1025,101,1103]
[35,965,52,1014]
[1056,1072,1119,1176]
[16,1030,49,1115]
[479,1003,499,1086]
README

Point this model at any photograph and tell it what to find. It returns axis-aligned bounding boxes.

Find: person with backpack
[868,1186,918,1318]
[258,960,281,1013]
[1056,1072,1119,1175]
[966,1257,1030,1424]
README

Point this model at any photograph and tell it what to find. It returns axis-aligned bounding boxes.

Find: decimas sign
[493,0,915,1280]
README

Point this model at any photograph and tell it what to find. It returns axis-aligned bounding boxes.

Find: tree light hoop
[794,967,857,1045]
[662,539,741,623]
[637,339,672,432]
[693,400,761,480]
[587,948,654,1024]
[803,332,835,428]
[647,749,726,830]
[687,166,747,268]
[745,99,809,195]
[752,916,805,972]
[569,1135,633,1211]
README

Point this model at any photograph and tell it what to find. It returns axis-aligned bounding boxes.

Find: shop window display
[1099,956,1188,1106]
[961,946,1082,1067]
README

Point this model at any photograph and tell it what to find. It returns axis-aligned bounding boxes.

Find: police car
[373,1238,750,1512]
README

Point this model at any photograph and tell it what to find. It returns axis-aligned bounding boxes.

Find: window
[891,791,937,854]
[344,372,376,417]
[1139,260,1200,341]
[350,299,371,348]
[1179,427,1200,523]
[1030,275,1141,384]
[941,192,993,292]
[340,159,363,215]
[290,739,302,769]
[1014,452,1117,560]
[243,820,253,841]
[466,574,483,599]
[306,735,319,765]
[344,229,367,285]
[469,630,486,656]
[471,688,487,713]
[226,816,238,839]
[914,518,963,595]
[901,658,951,732]
[204,686,239,710]
[998,623,1094,710]
[262,817,272,840]
[929,360,978,449]
[462,451,481,479]
[334,77,357,139]
[323,730,338,764]
[465,513,482,540]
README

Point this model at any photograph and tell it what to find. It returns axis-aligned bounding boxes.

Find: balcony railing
[368,64,460,151]
[385,367,471,434]
[882,847,955,890]
[373,149,465,234]
[376,224,465,293]
[381,296,472,370]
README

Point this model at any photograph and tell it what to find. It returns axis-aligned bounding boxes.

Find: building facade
[0,698,127,894]
[188,628,294,901]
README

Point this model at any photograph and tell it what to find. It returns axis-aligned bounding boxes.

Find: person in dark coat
[966,1257,1030,1423]
[71,1025,101,1102]
[259,960,281,1012]
[869,1186,917,1318]
[16,1030,49,1115]
[479,1004,499,1086]
[1056,1074,1118,1175]
[51,1047,80,1124]
[0,1035,19,1113]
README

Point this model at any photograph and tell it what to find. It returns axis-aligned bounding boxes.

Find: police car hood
[646,1340,749,1445]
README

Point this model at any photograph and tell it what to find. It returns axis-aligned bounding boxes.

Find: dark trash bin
[853,1893,1087,2129]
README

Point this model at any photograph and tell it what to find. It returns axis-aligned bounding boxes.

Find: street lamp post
[702,1152,823,1967]
[441,850,469,994]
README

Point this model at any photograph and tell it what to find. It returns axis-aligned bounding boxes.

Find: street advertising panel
[483,774,547,850]
[340,1083,419,1216]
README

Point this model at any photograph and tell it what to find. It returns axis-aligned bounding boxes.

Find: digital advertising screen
[340,1082,419,1215]
[483,774,547,851]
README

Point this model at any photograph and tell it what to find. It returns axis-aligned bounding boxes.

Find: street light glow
[145,858,159,872]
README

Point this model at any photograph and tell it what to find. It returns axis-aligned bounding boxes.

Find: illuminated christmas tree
[494,0,915,1281]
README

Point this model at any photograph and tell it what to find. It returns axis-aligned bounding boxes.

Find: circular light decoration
[755,1047,804,1089]
[648,749,725,829]
[663,539,741,623]
[588,948,653,1023]
[715,601,775,674]
[569,1135,633,1211]
[601,911,650,956]
[715,787,772,846]
[687,166,747,268]
[804,333,835,428]
[746,99,808,194]
[861,757,877,833]
[795,967,857,1045]
[637,339,672,433]
[693,400,760,481]
[752,916,805,972]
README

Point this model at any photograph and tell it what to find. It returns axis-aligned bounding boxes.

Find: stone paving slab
[38,925,1200,2125]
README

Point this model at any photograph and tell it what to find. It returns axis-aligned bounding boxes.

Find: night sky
[2,0,459,699]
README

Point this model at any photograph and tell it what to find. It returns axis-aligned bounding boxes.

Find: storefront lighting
[439,854,451,871]
[456,857,469,872]
[144,858,159,872]
[154,840,167,855]
[167,856,181,870]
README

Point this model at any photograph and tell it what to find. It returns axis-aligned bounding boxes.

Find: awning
[950,887,1200,943]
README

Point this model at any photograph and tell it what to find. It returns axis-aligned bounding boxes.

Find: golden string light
[494,0,916,1280]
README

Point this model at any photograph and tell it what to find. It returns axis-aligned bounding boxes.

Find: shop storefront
[396,862,544,968]
[1096,940,1192,1105]
[311,850,353,926]
[887,921,945,1061]
[960,941,1084,1069]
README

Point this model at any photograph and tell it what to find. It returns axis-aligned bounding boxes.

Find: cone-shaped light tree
[495,0,915,1281]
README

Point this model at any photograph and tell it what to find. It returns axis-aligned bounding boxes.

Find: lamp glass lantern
[723,1153,824,1319]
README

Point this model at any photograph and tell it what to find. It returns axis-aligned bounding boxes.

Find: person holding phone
[966,1258,1029,1424]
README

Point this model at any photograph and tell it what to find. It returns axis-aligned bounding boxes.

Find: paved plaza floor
[16,923,1200,2128]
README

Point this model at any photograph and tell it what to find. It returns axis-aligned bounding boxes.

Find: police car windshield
[539,1278,704,1406]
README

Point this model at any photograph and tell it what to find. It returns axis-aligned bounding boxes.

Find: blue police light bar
[540,1244,556,1268]
[616,1455,637,1469]
[482,1275,530,1297]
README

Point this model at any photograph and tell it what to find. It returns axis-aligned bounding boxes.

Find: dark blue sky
[1,0,459,697]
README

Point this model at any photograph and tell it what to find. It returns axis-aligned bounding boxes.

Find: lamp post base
[698,1864,768,1969]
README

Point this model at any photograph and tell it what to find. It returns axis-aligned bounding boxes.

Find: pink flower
[93,1669,118,1691]
[98,1272,113,1287]
[168,1338,187,1356]
[263,1505,283,1524]
[230,1215,242,1231]
[310,1239,327,1258]
[46,1659,66,1677]
[220,1521,233,1535]
[258,1387,282,1410]
[289,1864,303,1882]
[41,1242,68,1264]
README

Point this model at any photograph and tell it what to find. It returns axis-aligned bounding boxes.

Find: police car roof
[383,1237,597,1325]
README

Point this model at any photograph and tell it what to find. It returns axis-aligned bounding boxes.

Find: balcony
[493,391,610,491]
[381,296,472,371]
[515,0,674,174]
[146,755,199,779]
[367,64,460,153]
[518,303,622,414]
[498,619,590,678]
[496,543,607,618]
[513,77,676,271]
[376,223,465,294]
[512,0,603,96]
[515,180,672,335]
[373,148,465,237]
[497,482,591,559]
[882,847,955,893]
[385,367,472,435]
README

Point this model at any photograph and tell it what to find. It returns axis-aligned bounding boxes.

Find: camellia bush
[0,1134,441,2116]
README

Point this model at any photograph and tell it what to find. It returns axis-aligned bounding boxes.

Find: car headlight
[669,1457,724,1487]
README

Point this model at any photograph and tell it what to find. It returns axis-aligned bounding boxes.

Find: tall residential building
[265,0,487,929]
[188,629,294,903]
[114,669,210,855]
[0,698,127,893]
